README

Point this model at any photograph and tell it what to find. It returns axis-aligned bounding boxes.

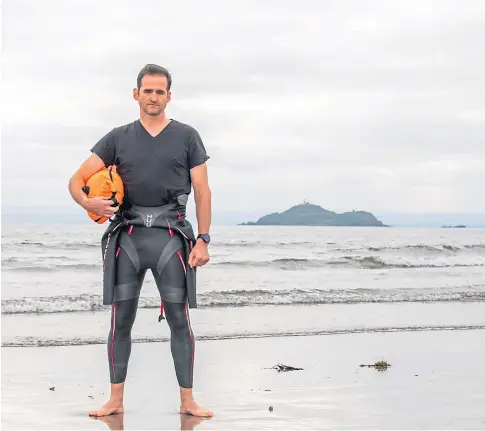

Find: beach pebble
[269,406,273,412]
[49,386,55,391]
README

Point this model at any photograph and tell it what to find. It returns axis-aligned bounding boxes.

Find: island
[238,202,387,227]
[442,225,467,228]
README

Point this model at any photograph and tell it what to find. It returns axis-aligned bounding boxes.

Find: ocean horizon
[2,206,485,228]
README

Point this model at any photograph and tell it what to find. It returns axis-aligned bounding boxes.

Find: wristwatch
[197,233,211,244]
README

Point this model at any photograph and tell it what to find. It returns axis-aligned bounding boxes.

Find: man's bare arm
[68,153,118,217]
[190,162,212,236]
[68,153,106,207]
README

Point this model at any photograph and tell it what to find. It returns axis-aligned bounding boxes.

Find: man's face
[134,74,171,116]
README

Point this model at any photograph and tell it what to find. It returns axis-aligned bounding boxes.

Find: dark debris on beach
[359,360,391,371]
[266,363,304,372]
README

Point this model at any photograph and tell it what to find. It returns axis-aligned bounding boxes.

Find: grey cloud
[3,0,485,214]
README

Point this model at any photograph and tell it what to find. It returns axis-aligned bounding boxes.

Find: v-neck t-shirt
[90,119,209,207]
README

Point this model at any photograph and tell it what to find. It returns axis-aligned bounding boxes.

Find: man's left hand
[188,240,210,268]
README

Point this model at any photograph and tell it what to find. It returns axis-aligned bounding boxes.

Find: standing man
[68,64,213,418]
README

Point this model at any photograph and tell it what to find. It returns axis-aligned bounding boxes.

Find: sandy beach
[2,328,485,430]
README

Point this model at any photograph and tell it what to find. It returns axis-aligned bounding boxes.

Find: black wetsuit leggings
[107,298,194,388]
[106,225,194,388]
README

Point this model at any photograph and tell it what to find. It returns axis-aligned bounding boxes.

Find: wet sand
[2,329,485,430]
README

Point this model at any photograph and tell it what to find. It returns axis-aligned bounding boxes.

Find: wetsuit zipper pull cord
[158,301,165,322]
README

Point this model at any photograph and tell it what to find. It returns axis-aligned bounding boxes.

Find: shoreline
[3,323,485,348]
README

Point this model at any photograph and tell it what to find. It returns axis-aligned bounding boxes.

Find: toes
[88,409,109,417]
[180,405,214,418]
[88,406,123,417]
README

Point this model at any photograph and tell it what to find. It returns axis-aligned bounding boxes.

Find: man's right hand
[84,196,119,218]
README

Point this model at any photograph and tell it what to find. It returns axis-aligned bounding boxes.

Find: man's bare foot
[180,399,213,418]
[89,399,124,417]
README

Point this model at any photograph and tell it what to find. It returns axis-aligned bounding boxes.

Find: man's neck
[139,112,168,129]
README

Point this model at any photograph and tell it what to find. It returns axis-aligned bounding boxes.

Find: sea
[2,223,485,348]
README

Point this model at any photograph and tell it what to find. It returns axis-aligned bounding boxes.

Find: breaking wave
[2,287,484,315]
[214,256,484,269]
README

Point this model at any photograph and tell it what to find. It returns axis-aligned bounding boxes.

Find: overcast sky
[2,0,485,223]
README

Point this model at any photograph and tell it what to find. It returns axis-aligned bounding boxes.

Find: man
[68,64,213,418]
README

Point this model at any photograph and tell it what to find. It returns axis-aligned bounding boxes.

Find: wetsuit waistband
[119,195,189,228]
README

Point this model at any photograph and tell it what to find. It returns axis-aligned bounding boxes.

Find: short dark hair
[137,64,172,91]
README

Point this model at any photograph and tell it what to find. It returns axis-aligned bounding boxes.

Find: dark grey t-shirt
[91,119,209,207]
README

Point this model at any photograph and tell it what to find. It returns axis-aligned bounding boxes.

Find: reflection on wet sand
[92,412,206,430]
